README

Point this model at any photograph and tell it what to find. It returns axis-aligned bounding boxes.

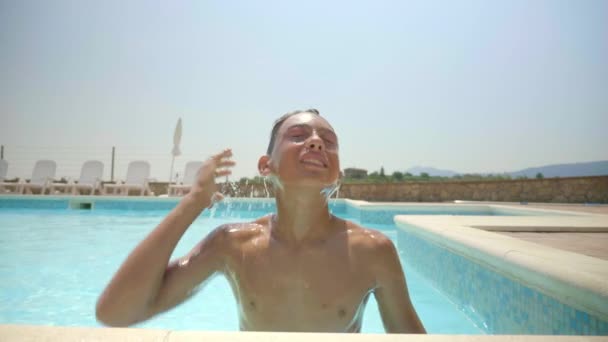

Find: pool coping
[394,215,608,322]
[1,324,607,341]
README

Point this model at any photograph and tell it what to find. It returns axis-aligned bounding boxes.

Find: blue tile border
[0,197,346,216]
[398,230,608,335]
[0,197,561,221]
[0,198,70,209]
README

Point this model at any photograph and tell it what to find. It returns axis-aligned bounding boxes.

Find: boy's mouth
[300,153,328,168]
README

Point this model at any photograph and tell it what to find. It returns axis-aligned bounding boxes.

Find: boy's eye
[324,139,338,148]
[322,134,337,145]
[289,130,308,138]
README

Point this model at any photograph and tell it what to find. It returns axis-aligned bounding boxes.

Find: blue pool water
[0,199,486,334]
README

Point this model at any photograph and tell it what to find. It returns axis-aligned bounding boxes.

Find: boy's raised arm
[95,149,234,327]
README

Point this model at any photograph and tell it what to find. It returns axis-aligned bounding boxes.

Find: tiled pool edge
[395,215,608,334]
[0,195,590,225]
[1,324,606,341]
[0,196,574,225]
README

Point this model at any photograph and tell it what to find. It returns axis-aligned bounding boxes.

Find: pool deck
[493,202,608,260]
[496,232,608,261]
[1,324,607,341]
[517,204,608,215]
[447,201,608,260]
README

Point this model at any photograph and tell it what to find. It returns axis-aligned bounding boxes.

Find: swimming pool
[0,196,588,334]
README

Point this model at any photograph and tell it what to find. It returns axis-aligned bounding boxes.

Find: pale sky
[1,0,607,181]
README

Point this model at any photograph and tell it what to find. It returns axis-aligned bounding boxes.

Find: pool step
[69,200,94,210]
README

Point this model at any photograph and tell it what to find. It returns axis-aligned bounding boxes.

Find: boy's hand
[190,149,235,206]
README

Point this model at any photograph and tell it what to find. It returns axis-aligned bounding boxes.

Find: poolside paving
[3,324,608,341]
[499,203,608,261]
[496,232,608,261]
[522,203,608,215]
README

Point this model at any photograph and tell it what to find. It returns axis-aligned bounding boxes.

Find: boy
[96,109,426,333]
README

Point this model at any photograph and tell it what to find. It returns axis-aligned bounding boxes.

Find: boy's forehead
[281,112,335,133]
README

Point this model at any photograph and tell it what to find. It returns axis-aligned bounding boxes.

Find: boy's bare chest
[224,238,376,331]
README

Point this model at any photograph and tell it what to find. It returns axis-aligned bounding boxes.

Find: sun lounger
[50,160,104,195]
[167,161,203,196]
[0,159,22,194]
[21,160,57,195]
[102,160,152,196]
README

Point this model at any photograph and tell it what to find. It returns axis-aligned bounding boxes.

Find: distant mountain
[406,166,458,177]
[403,161,608,178]
[508,160,608,178]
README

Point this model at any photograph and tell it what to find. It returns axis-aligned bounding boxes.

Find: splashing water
[320,182,340,202]
[229,181,239,197]
[263,177,271,198]
[244,179,250,198]
[208,201,218,218]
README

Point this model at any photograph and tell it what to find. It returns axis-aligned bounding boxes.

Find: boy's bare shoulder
[339,219,402,276]
[211,215,271,245]
[341,219,397,257]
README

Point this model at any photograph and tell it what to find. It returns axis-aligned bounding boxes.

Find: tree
[392,171,404,181]
[536,172,544,179]
[380,167,386,178]
[420,172,430,179]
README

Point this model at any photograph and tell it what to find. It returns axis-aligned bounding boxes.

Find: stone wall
[339,176,608,203]
[149,176,608,203]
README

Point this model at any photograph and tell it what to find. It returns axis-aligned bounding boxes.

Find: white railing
[0,145,206,183]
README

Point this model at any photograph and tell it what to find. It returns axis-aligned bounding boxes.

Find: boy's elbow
[95,299,137,327]
[95,305,122,327]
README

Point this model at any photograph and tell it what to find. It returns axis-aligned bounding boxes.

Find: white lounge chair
[0,159,21,194]
[102,160,152,196]
[50,160,104,195]
[21,160,57,195]
[168,161,203,196]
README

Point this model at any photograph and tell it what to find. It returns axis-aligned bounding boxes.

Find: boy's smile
[300,150,328,169]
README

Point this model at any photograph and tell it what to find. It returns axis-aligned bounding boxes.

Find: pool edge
[394,215,608,323]
[1,324,605,341]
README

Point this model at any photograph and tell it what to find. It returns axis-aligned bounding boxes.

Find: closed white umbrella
[169,118,182,182]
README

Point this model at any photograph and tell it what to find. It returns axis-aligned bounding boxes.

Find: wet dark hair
[266,109,321,155]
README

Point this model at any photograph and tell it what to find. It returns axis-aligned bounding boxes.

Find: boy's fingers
[212,149,232,161]
[214,169,232,178]
[213,192,224,202]
[217,160,236,168]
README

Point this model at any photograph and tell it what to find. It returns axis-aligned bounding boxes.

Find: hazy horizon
[2,1,607,181]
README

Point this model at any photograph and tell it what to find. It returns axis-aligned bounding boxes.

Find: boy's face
[261,112,341,187]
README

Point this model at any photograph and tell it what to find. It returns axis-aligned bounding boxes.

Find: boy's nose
[308,142,323,151]
[308,134,324,151]
[307,131,325,151]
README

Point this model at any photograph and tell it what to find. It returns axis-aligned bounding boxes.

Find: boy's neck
[272,185,334,245]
